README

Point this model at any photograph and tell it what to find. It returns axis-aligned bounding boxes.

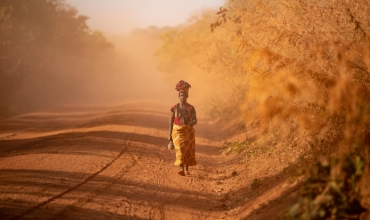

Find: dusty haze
[0,2,220,119]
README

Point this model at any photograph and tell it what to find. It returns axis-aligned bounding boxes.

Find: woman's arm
[169,111,175,142]
[189,111,197,127]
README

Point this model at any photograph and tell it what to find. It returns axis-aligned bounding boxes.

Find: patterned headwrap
[175,80,191,94]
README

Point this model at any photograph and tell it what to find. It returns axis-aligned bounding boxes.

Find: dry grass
[157,0,370,217]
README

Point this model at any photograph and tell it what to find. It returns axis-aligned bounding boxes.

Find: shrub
[220,140,250,154]
[282,153,367,219]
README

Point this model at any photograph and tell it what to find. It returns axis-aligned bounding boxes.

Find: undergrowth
[282,152,367,219]
[221,140,250,154]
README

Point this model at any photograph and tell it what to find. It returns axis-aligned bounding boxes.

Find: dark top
[170,103,196,126]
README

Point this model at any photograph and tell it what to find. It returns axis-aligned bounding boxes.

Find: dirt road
[0,102,238,219]
[0,102,300,220]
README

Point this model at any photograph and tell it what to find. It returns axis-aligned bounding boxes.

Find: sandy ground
[0,102,298,220]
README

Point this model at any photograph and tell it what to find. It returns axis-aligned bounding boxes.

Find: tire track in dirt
[130,150,173,220]
[130,145,207,220]
[147,156,212,219]
[54,127,175,219]
[10,129,136,220]
[1,102,224,219]
[149,159,167,220]
[46,129,140,218]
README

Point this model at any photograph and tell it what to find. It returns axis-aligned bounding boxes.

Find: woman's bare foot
[185,171,190,175]
[178,170,185,176]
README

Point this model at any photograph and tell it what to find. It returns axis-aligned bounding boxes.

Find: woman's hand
[188,119,197,127]
[167,139,174,151]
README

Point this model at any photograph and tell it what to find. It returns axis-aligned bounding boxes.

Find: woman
[168,80,197,176]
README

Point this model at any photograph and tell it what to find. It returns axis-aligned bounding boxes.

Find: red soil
[0,102,299,219]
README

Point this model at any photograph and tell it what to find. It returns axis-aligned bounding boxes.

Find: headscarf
[175,80,191,94]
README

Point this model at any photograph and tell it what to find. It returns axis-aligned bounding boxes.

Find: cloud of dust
[1,1,223,118]
[79,27,217,115]
[40,28,175,109]
[104,28,174,105]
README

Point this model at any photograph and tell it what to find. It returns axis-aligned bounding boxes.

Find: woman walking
[168,80,197,176]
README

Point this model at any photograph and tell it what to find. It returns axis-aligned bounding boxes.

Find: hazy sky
[65,0,225,35]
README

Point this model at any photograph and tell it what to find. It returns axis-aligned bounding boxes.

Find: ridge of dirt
[0,102,300,219]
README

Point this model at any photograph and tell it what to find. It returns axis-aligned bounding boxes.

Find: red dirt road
[0,102,299,220]
[0,102,235,219]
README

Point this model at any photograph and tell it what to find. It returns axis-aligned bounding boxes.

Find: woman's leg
[178,165,185,176]
[185,165,190,175]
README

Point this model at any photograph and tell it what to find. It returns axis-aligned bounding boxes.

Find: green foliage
[282,153,367,219]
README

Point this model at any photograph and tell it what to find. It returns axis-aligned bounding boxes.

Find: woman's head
[175,80,191,103]
[178,91,188,103]
[175,80,191,92]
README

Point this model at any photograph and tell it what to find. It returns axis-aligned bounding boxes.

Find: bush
[220,140,250,154]
[282,152,367,219]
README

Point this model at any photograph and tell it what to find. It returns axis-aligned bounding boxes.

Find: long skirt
[171,125,197,166]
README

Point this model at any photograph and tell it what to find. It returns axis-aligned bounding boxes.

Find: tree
[0,0,112,117]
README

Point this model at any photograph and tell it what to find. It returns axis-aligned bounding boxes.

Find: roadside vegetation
[2,0,369,218]
[0,0,113,117]
[156,0,370,218]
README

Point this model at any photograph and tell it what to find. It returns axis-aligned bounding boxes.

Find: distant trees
[156,9,246,116]
[0,0,112,117]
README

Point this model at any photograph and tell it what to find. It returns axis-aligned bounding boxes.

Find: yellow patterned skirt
[171,125,197,166]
